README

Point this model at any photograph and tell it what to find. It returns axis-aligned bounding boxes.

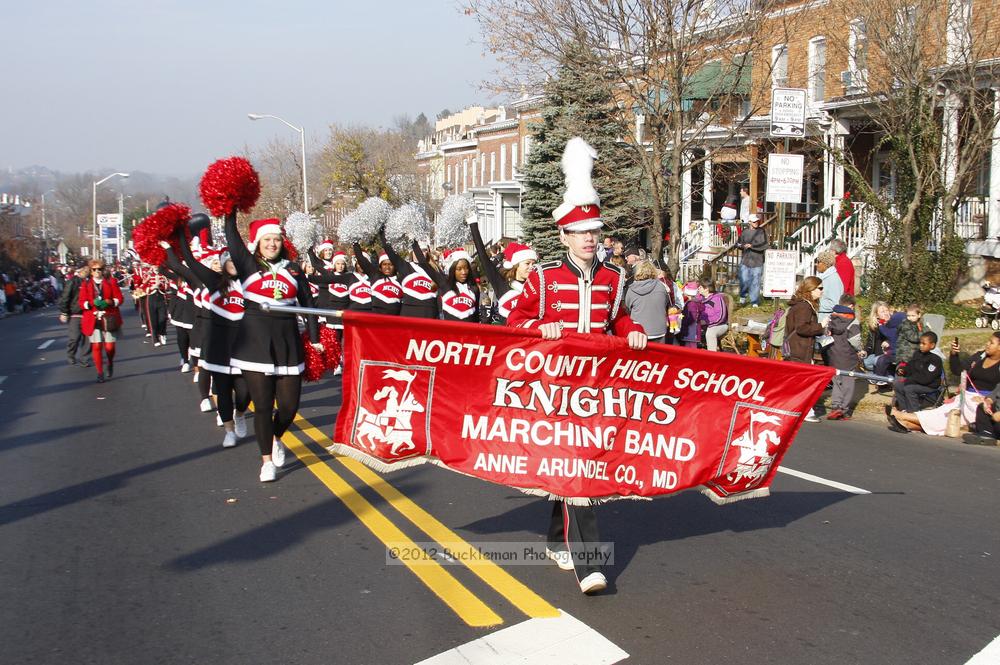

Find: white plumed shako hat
[552,137,602,232]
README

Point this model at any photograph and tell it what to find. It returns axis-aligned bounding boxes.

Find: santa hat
[552,137,602,232]
[331,251,348,265]
[248,218,283,251]
[503,242,537,270]
[316,238,335,253]
[682,281,699,297]
[377,253,390,264]
[443,247,471,269]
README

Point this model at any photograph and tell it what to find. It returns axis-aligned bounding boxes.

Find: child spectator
[894,303,923,367]
[679,282,707,348]
[698,278,729,351]
[826,297,863,420]
[892,331,943,414]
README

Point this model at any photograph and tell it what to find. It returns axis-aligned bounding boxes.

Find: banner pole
[834,369,896,384]
[260,302,343,318]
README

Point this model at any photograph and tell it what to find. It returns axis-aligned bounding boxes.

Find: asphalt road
[1,306,998,665]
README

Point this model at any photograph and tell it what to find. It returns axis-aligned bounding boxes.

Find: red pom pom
[132,204,191,265]
[199,157,261,217]
[302,331,326,382]
[319,326,342,369]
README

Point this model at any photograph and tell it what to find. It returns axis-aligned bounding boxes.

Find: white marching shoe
[579,572,608,595]
[271,438,287,468]
[333,365,343,376]
[259,461,277,482]
[159,335,167,345]
[181,362,191,373]
[192,370,199,384]
[545,548,575,571]
[233,413,248,438]
[200,398,214,413]
[222,431,238,448]
[216,413,224,427]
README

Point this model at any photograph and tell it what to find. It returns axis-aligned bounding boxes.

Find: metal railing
[954,196,989,240]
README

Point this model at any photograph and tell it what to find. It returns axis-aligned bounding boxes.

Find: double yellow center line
[283,414,559,628]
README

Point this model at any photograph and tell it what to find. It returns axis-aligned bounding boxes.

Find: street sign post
[763,249,798,299]
[770,88,807,138]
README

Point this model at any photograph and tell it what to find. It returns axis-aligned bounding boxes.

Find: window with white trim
[947,0,972,64]
[808,37,826,104]
[512,143,519,176]
[480,154,486,185]
[500,144,507,181]
[490,152,496,182]
[771,44,788,88]
[848,19,868,81]
[463,158,468,192]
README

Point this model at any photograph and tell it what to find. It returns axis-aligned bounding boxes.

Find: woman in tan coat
[784,276,825,421]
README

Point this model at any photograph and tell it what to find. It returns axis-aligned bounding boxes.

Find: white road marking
[37,339,55,350]
[966,634,1000,664]
[414,610,628,665]
[777,467,871,495]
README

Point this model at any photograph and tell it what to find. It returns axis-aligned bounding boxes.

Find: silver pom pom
[285,211,320,254]
[435,195,473,248]
[386,203,431,250]
[354,197,393,240]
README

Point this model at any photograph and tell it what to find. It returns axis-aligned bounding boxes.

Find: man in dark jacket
[737,214,768,306]
[58,264,92,366]
[893,332,942,413]
[826,301,863,420]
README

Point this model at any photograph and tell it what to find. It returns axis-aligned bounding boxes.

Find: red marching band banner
[331,312,835,505]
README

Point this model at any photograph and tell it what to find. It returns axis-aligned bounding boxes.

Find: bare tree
[467,0,786,269]
[313,125,423,207]
[244,137,307,219]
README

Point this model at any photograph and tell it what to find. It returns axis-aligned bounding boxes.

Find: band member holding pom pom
[224,213,321,482]
[163,236,251,449]
[469,213,537,325]
[353,242,400,316]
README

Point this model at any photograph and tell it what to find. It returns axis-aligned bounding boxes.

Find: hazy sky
[3,1,496,176]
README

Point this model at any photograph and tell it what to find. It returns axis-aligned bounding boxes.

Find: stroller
[975,281,1000,330]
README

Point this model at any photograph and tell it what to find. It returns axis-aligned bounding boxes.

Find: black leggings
[212,372,251,423]
[176,327,190,364]
[197,368,212,400]
[242,371,303,456]
[146,293,168,338]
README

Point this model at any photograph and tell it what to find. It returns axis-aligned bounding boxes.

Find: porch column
[990,88,1000,238]
[941,89,961,193]
[682,152,693,234]
[703,155,714,221]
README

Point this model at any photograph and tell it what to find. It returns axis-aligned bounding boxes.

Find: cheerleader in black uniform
[353,242,401,316]
[224,214,320,483]
[163,239,215,411]
[164,268,195,372]
[431,248,480,323]
[469,217,537,324]
[378,229,438,319]
[306,248,354,373]
[347,251,373,313]
[144,268,169,346]
[165,236,252,448]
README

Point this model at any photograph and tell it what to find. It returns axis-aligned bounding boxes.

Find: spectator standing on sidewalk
[814,250,843,323]
[737,214,768,306]
[625,260,669,344]
[831,239,855,296]
[784,276,826,422]
[58,264,93,367]
[826,297,863,420]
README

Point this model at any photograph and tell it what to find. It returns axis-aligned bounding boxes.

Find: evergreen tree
[521,44,643,261]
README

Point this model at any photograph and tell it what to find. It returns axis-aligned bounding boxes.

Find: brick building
[415,96,543,243]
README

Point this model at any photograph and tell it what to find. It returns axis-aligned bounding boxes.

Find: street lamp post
[92,172,129,258]
[248,113,308,212]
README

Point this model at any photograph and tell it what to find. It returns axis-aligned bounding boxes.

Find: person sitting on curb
[963,379,1000,446]
[887,332,1000,435]
[889,331,942,420]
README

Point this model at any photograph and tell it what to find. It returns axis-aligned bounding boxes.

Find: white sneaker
[804,414,821,423]
[192,371,199,384]
[181,362,191,373]
[271,438,287,468]
[200,398,214,412]
[145,333,152,338]
[259,461,277,482]
[334,365,343,376]
[579,572,607,595]
[153,341,161,347]
[234,413,248,438]
[222,431,238,448]
[216,413,224,427]
[159,335,167,345]
[545,548,575,571]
